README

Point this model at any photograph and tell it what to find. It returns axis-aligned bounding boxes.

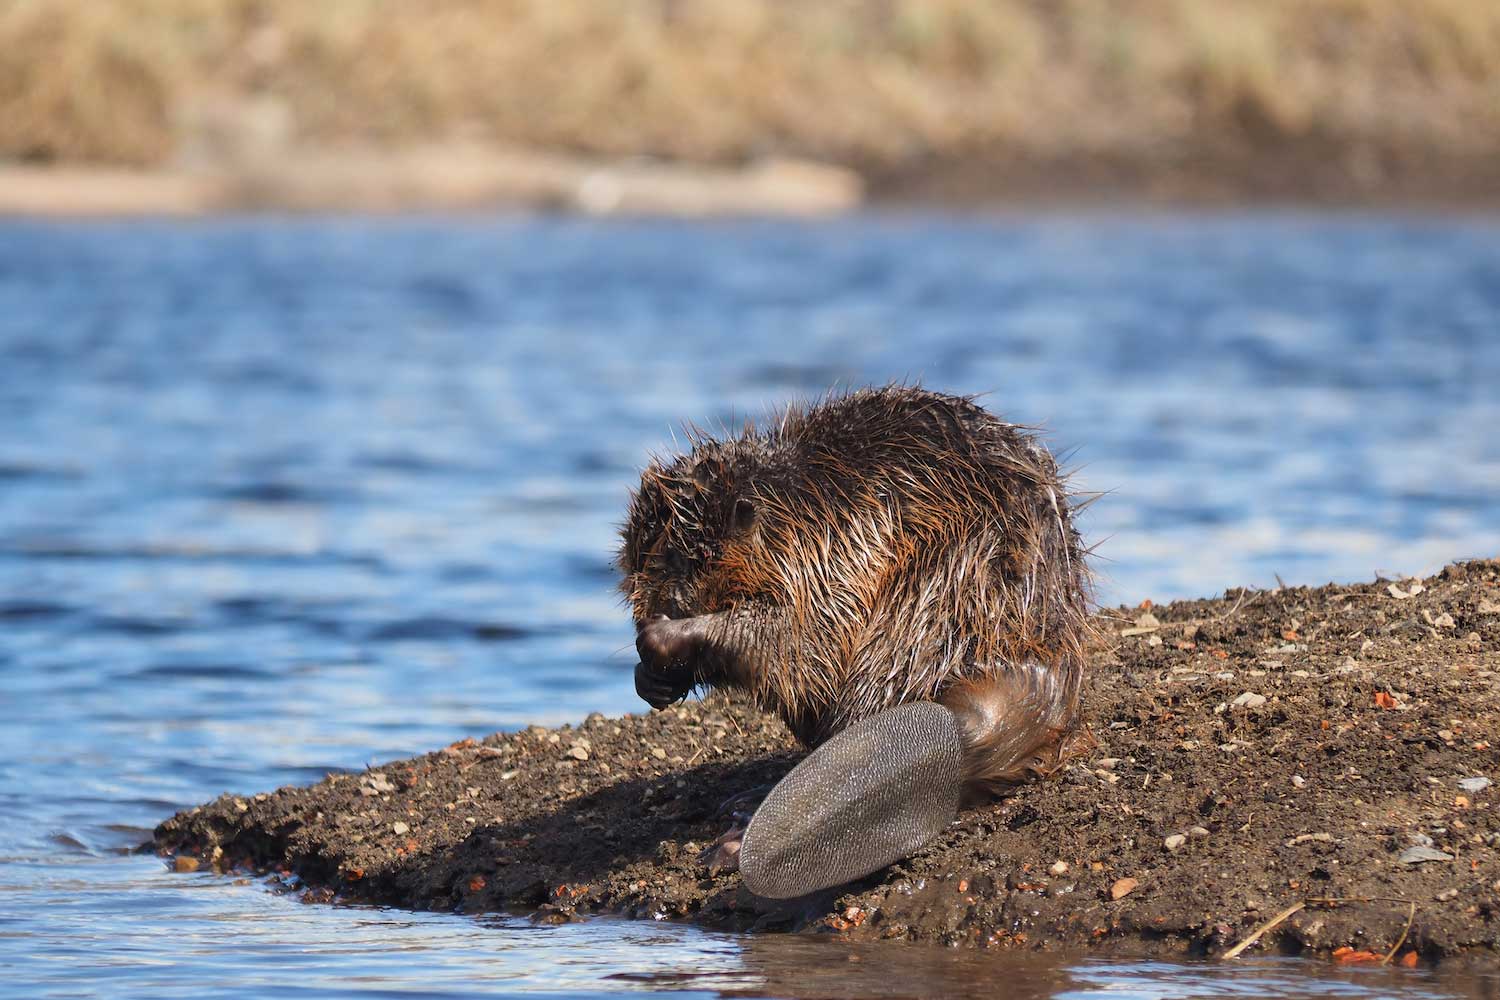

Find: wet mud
[154,561,1500,964]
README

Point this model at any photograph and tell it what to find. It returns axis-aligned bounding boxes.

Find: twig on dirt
[1214,587,1259,623]
[1223,895,1418,962]
[1382,901,1417,964]
[722,706,744,739]
[1119,625,1162,637]
[1222,901,1306,959]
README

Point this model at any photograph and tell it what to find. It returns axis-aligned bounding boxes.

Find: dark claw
[635,659,692,710]
[716,784,774,819]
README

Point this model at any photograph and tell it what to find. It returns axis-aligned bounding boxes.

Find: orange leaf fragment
[1334,949,1382,964]
[1282,629,1299,641]
[1138,599,1153,610]
[1374,692,1397,710]
[468,875,486,892]
[1399,951,1418,968]
[1211,649,1229,660]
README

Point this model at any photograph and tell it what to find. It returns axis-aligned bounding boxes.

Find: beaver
[618,385,1093,898]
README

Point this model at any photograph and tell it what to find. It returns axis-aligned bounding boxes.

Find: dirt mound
[154,561,1500,964]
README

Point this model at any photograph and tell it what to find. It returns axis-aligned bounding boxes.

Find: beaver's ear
[732,497,757,534]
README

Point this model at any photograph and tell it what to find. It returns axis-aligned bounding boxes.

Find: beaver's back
[706,387,1092,745]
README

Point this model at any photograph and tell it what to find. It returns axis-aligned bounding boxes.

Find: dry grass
[2,0,1498,184]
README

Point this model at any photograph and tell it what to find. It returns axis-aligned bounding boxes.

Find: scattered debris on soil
[155,561,1500,963]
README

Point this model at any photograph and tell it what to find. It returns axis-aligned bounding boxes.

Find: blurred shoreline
[4,1,1500,217]
[0,149,865,218]
[4,141,1500,219]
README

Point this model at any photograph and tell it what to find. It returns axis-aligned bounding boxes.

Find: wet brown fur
[619,386,1095,792]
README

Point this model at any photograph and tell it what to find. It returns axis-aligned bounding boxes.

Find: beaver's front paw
[635,658,694,709]
[635,615,703,667]
[634,616,699,709]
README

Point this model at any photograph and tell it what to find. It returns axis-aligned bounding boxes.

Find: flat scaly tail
[737,663,1079,899]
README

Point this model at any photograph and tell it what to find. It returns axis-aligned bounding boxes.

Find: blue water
[2,213,1498,998]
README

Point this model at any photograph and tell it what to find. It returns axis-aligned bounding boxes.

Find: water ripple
[1,212,1498,998]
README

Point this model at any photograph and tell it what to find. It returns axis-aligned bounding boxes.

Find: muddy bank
[155,561,1500,964]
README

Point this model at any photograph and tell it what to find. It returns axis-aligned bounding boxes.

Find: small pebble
[1189,826,1210,839]
[392,821,410,835]
[1049,860,1069,876]
[1163,834,1187,852]
[1435,888,1458,902]
[566,745,589,761]
[1110,877,1139,900]
[1231,692,1266,710]
[1291,775,1306,788]
[1458,777,1491,794]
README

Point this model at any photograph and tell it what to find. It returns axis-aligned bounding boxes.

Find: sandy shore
[154,561,1499,965]
[0,150,862,218]
[7,146,1500,218]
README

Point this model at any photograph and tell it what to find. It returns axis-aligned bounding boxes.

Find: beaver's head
[618,437,765,624]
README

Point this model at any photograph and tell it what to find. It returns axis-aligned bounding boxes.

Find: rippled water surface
[2,213,1498,998]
